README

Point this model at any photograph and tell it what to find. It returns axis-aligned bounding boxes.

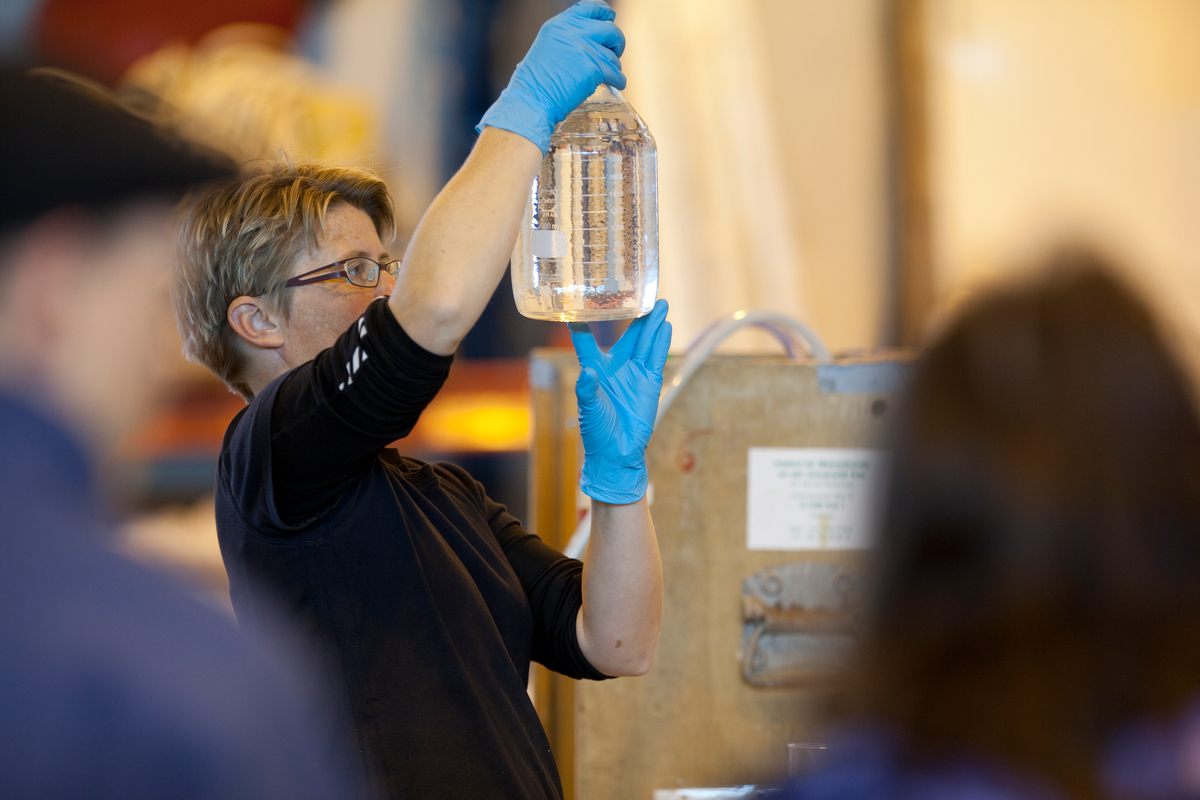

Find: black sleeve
[494,523,613,681]
[269,298,454,523]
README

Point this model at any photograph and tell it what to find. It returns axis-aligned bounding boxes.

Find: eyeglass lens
[344,258,378,287]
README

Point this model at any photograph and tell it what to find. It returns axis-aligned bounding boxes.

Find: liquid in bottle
[511,84,658,322]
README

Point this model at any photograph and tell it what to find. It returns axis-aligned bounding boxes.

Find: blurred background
[6,0,1200,610]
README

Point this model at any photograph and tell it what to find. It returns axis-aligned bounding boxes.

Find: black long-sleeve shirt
[215,297,606,800]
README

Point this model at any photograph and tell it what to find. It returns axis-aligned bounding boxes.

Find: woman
[797,251,1200,800]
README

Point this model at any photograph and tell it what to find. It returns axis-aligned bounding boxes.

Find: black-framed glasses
[285,257,400,289]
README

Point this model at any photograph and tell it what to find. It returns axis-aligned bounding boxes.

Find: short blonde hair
[173,160,394,400]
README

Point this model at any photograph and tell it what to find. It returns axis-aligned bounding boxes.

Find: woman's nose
[376,268,397,298]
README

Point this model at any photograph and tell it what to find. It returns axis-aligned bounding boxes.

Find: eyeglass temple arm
[284,270,347,287]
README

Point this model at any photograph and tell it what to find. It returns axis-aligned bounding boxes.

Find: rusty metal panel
[529,351,906,800]
[740,561,865,688]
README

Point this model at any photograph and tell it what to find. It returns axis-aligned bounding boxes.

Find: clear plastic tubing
[511,84,659,322]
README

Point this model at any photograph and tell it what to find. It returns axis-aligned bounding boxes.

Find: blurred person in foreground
[793,252,1200,800]
[171,3,669,799]
[0,68,367,799]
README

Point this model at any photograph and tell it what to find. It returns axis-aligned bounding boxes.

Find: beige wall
[618,0,889,354]
[622,0,1200,354]
[924,0,1200,352]
[757,0,890,354]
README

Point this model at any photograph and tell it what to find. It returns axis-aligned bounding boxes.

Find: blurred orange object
[403,359,531,454]
[413,394,530,453]
[122,359,533,461]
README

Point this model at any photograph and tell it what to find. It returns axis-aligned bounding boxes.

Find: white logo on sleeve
[338,316,369,391]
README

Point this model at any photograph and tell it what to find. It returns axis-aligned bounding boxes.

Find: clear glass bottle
[511,84,658,322]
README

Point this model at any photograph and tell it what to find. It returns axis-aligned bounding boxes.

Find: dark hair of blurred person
[798,251,1200,800]
[0,66,368,800]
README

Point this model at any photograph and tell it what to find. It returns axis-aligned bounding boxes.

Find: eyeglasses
[285,257,400,289]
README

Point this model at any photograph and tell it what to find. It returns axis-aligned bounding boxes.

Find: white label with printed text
[531,229,568,258]
[746,447,886,550]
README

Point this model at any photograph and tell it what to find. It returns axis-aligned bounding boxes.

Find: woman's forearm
[576,497,663,676]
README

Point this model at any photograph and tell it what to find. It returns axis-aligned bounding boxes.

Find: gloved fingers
[576,367,623,447]
[582,45,626,92]
[577,368,620,441]
[570,322,605,367]
[604,69,628,92]
[630,299,670,365]
[575,366,601,411]
[605,312,648,364]
[566,0,616,22]
[578,17,626,57]
[540,45,622,116]
[647,319,672,375]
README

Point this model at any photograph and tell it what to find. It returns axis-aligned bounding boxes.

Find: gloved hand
[477,1,626,154]
[571,299,672,504]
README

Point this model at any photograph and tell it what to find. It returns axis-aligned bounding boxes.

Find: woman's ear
[227,296,285,350]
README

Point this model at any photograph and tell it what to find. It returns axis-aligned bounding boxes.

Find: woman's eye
[347,260,375,281]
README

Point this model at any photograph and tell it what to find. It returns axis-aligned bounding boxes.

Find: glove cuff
[580,460,647,505]
[476,86,556,155]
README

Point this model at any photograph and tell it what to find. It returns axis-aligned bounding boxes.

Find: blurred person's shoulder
[0,410,366,800]
[1103,696,1200,800]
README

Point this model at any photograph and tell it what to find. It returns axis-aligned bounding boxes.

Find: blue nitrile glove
[477,1,626,154]
[570,299,672,504]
